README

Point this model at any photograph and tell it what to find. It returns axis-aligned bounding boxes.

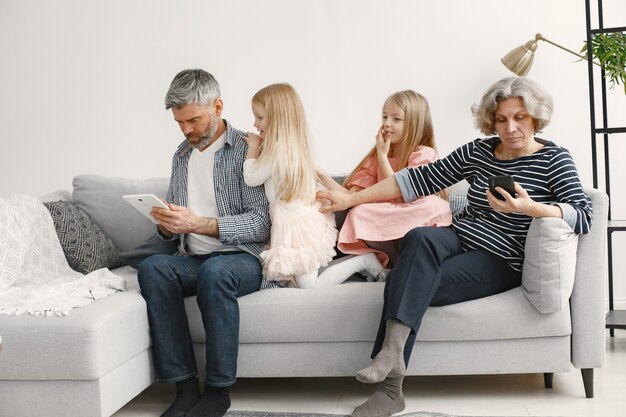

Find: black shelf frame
[585,0,626,336]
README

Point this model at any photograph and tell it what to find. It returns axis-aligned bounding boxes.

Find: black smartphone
[488,175,516,200]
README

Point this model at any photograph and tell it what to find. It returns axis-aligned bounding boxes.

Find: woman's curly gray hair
[471,77,553,135]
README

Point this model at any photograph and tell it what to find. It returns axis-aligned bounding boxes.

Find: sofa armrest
[570,188,608,369]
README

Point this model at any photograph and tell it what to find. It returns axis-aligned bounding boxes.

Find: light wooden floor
[114,331,626,417]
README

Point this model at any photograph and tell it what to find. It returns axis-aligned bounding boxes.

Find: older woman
[317,76,593,417]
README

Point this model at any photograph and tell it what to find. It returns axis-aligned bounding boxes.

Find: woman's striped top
[394,137,593,271]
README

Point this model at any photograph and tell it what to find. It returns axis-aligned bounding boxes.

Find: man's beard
[188,114,219,150]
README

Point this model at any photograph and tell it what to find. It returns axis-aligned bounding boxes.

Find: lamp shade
[501,40,538,76]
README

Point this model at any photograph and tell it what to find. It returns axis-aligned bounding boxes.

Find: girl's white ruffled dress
[243,158,338,285]
[261,199,337,282]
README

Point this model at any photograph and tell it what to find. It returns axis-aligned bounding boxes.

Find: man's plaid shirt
[164,120,271,258]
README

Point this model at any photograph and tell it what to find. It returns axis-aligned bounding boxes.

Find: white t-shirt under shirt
[186,133,235,255]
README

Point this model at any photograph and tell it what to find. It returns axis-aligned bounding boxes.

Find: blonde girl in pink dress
[243,83,387,288]
[318,91,452,267]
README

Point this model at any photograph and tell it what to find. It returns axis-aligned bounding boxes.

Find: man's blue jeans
[137,251,262,387]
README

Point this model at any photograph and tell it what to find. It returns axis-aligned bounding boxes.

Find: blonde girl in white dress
[243,83,386,288]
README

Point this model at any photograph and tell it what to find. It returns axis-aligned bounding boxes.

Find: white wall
[1,0,625,306]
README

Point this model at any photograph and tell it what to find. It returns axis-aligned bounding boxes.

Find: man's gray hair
[164,69,221,109]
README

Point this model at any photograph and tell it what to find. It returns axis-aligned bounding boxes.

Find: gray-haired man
[138,69,271,417]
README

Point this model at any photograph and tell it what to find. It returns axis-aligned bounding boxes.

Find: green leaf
[583,31,626,93]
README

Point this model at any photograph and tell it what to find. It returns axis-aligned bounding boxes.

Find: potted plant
[581,31,626,93]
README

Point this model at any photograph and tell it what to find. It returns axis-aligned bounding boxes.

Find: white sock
[295,254,388,289]
[356,252,389,282]
[295,270,318,289]
[314,254,385,287]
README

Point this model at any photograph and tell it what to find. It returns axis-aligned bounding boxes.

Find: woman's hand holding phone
[488,175,517,201]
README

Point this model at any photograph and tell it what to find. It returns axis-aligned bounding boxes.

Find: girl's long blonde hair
[343,90,436,184]
[253,83,317,203]
[343,90,446,200]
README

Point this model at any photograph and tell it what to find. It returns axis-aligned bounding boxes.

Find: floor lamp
[501,33,600,75]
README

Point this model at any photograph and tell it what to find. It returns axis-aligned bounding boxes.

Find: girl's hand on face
[376,125,391,156]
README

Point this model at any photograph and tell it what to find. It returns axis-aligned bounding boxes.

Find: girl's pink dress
[338,146,452,267]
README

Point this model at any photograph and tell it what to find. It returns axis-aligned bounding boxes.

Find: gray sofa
[0,174,608,417]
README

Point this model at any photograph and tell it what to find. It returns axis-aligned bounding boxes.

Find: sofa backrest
[71,175,170,252]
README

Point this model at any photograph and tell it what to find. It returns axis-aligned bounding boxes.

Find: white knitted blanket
[0,195,126,316]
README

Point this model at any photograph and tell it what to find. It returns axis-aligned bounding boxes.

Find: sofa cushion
[72,175,169,252]
[43,201,123,273]
[521,217,578,314]
[0,267,150,380]
[184,281,571,345]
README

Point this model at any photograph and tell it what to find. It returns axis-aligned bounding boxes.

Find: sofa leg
[581,368,594,398]
[543,372,553,389]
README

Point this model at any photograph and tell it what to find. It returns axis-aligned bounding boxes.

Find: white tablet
[122,194,170,224]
